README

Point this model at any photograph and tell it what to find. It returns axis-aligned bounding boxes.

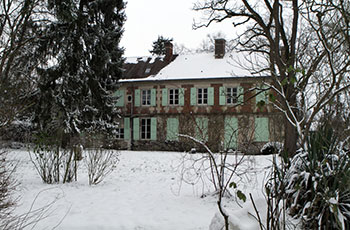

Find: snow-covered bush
[260,142,283,155]
[0,119,34,143]
[283,126,350,229]
[84,148,119,185]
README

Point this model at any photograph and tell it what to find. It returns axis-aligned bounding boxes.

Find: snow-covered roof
[125,56,163,64]
[121,52,268,83]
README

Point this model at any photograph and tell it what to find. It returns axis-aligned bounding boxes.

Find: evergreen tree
[34,0,126,145]
[149,35,173,56]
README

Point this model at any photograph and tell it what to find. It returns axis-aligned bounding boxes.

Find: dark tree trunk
[283,83,299,157]
[284,119,298,157]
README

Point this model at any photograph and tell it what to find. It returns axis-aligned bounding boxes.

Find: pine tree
[149,35,173,56]
[34,0,126,145]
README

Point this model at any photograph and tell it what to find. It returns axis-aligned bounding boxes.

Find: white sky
[120,0,237,57]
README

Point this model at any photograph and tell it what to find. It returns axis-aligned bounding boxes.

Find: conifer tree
[34,0,126,144]
[149,35,173,56]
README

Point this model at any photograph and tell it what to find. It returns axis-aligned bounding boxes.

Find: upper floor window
[169,89,179,105]
[141,118,151,140]
[219,86,243,106]
[197,88,208,105]
[142,89,151,106]
[226,87,238,104]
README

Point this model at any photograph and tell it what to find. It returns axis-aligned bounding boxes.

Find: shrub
[283,125,350,229]
[30,133,80,184]
[84,148,119,185]
[260,142,283,155]
[0,150,17,229]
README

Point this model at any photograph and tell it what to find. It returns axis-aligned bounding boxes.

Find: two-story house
[115,39,285,154]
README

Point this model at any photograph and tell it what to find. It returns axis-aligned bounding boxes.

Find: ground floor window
[166,118,179,141]
[224,116,238,149]
[255,117,269,142]
[195,117,209,142]
[116,128,124,139]
[141,118,151,140]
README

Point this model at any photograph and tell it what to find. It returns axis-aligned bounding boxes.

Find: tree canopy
[194,0,350,155]
[0,0,126,145]
[149,35,173,56]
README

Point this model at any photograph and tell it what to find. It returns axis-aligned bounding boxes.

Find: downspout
[130,84,134,150]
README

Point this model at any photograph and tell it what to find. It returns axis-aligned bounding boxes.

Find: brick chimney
[164,41,173,62]
[215,39,226,59]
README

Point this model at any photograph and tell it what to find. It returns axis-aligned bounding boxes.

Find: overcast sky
[120,0,236,57]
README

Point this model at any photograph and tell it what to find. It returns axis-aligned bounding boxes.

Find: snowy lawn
[11,150,273,230]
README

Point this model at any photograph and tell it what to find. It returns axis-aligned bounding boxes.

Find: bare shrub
[29,144,81,184]
[1,149,67,229]
[29,145,61,184]
[177,134,253,230]
[84,148,119,185]
[15,187,68,230]
[61,148,79,184]
[0,149,17,230]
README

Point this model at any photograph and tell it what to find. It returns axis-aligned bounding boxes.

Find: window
[141,118,151,140]
[226,87,238,104]
[142,89,151,106]
[255,117,269,142]
[224,117,238,149]
[256,85,269,106]
[145,67,151,74]
[167,118,179,141]
[169,89,179,105]
[115,90,124,107]
[116,128,124,139]
[195,117,209,142]
[197,88,208,105]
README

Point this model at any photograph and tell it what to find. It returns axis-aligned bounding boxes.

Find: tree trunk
[284,118,298,157]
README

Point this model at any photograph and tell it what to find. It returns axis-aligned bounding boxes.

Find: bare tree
[0,0,49,128]
[175,115,256,230]
[196,32,235,53]
[178,134,250,230]
[193,0,350,155]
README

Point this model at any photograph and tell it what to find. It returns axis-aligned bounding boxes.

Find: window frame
[169,88,180,105]
[116,128,124,139]
[197,88,208,105]
[226,87,238,105]
[141,89,151,106]
[140,118,151,140]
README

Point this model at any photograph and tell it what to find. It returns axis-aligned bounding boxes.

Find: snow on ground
[10,150,273,230]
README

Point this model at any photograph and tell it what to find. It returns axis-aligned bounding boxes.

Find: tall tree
[149,35,173,56]
[33,0,126,145]
[194,0,350,155]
